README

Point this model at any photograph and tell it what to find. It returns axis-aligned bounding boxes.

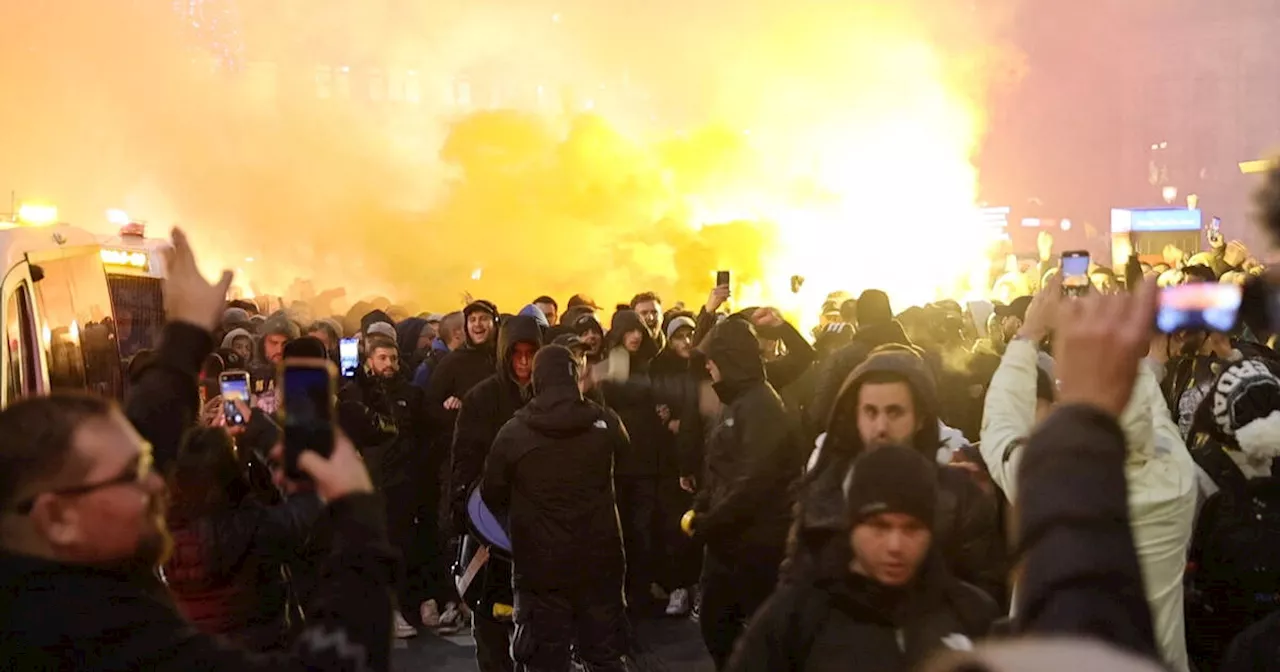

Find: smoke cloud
[0,0,1021,321]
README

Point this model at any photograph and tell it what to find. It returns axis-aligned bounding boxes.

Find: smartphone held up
[218,371,250,427]
[278,358,338,481]
[1060,250,1090,298]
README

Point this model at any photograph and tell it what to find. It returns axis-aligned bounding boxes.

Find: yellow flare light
[106,209,131,226]
[1240,159,1278,175]
[100,248,151,270]
[17,204,58,226]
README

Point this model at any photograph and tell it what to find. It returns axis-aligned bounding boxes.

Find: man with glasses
[0,228,399,671]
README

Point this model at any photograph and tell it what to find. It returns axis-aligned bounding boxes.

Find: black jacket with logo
[481,347,628,592]
[728,555,997,672]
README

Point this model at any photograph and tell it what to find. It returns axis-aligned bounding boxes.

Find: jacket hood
[394,317,429,356]
[520,345,601,437]
[360,309,394,334]
[518,303,551,330]
[220,328,252,350]
[496,314,544,382]
[705,317,766,386]
[826,348,941,462]
[607,310,659,366]
[260,311,300,340]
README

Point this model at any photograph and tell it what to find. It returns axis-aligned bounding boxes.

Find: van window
[106,275,165,361]
[6,283,38,402]
[33,251,124,399]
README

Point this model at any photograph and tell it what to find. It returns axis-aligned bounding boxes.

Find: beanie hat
[222,307,250,328]
[283,336,328,360]
[1212,359,1280,460]
[856,289,894,328]
[366,322,397,339]
[846,445,938,528]
[665,315,696,341]
[464,300,499,321]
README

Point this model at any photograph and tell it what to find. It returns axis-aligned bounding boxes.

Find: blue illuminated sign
[1111,208,1201,233]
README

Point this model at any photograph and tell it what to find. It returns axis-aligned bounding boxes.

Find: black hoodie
[424,303,498,442]
[447,315,543,533]
[789,348,1008,603]
[480,346,628,592]
[692,318,805,554]
[601,310,670,477]
[808,320,913,433]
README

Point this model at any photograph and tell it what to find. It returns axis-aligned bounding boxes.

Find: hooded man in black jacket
[600,309,668,610]
[687,317,806,670]
[481,345,629,672]
[426,300,499,505]
[450,313,542,672]
[728,445,996,672]
[790,347,1007,604]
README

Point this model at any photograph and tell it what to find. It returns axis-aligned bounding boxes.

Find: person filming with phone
[0,229,398,671]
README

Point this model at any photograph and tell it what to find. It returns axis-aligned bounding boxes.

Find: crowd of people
[2,168,1280,672]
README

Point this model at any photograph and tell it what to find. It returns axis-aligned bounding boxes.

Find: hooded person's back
[480,346,627,591]
[792,347,1007,603]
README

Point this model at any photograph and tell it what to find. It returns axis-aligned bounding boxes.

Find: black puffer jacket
[481,346,628,591]
[692,318,805,553]
[790,349,1008,602]
[601,310,669,477]
[424,308,498,442]
[163,494,322,651]
[728,554,997,672]
[448,315,542,533]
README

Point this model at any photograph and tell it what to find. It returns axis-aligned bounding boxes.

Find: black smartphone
[338,337,359,379]
[218,371,250,427]
[1061,250,1090,297]
[1156,282,1242,334]
[716,270,730,287]
[279,358,337,480]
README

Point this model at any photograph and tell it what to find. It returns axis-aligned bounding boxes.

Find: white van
[0,222,167,408]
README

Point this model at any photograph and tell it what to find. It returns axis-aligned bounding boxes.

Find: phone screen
[281,361,335,480]
[219,372,250,426]
[1061,251,1090,296]
[1156,283,1242,334]
[339,337,359,378]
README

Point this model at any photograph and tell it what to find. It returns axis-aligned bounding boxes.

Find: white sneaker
[436,602,463,635]
[665,588,691,616]
[420,600,442,628]
[394,611,418,639]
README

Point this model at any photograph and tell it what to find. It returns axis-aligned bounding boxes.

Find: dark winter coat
[693,318,806,555]
[424,332,496,442]
[164,495,322,650]
[448,315,542,533]
[481,346,628,592]
[728,555,997,672]
[600,310,669,478]
[1013,404,1159,661]
[790,349,1008,603]
[337,367,426,492]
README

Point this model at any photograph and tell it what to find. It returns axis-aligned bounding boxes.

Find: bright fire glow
[17,204,58,226]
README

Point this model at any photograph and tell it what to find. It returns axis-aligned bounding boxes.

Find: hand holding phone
[219,371,251,427]
[279,358,338,481]
[338,337,359,379]
[269,431,371,502]
[716,270,731,287]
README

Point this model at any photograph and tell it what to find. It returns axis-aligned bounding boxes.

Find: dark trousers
[698,546,782,671]
[512,585,628,672]
[614,476,658,605]
[383,481,421,613]
[474,612,515,672]
[655,477,701,591]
